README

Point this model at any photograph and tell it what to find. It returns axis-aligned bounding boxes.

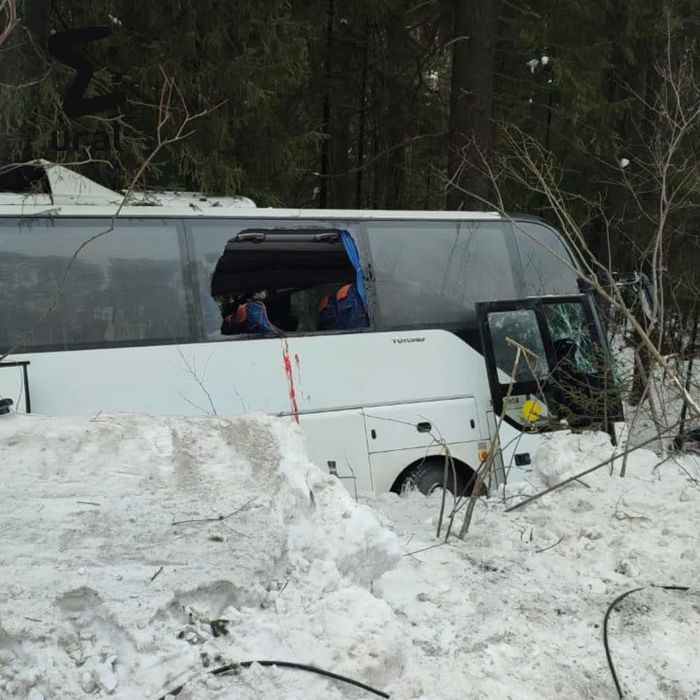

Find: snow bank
[0,413,401,699]
[2,414,698,700]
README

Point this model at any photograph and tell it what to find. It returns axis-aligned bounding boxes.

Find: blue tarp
[340,230,367,307]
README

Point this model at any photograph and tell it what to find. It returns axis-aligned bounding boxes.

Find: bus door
[476,295,623,479]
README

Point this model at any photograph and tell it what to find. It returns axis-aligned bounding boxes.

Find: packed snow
[1,413,698,699]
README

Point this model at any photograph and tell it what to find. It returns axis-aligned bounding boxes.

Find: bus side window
[0,217,190,352]
[187,221,366,340]
[366,221,519,330]
[512,221,579,297]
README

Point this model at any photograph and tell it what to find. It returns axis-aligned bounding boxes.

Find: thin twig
[458,343,526,538]
[171,497,257,526]
[404,541,449,557]
[174,348,218,416]
[0,0,18,49]
[535,535,564,553]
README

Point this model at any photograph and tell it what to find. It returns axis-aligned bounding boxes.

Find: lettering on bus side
[392,337,426,344]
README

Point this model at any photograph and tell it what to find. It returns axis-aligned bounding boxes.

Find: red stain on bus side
[282,339,299,423]
[294,353,302,384]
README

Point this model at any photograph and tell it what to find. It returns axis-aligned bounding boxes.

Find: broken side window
[189,223,369,339]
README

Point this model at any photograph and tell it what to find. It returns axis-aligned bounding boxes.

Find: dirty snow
[1,414,699,699]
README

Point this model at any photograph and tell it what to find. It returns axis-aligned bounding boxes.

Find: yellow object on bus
[522,399,542,422]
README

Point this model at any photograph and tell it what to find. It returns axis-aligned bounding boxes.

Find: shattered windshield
[543,302,597,374]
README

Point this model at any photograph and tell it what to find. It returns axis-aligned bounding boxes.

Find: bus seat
[335,283,369,329]
[222,300,281,335]
[317,284,368,331]
[318,293,341,330]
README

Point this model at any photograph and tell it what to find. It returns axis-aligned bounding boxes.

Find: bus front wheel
[398,458,479,497]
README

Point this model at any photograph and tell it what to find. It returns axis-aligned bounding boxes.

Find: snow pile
[372,432,700,699]
[522,430,616,489]
[0,413,401,699]
[2,413,698,699]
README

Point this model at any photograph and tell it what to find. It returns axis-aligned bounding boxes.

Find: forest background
[1,0,699,328]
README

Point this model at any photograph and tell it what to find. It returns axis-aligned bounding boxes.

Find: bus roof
[0,160,502,221]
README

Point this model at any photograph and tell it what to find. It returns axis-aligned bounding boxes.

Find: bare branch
[0,0,18,50]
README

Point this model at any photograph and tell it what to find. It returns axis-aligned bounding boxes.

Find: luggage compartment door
[363,398,480,454]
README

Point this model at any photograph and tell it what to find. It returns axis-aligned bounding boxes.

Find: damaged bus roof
[0,160,502,220]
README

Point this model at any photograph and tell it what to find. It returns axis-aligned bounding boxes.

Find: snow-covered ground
[1,413,698,699]
[373,431,699,699]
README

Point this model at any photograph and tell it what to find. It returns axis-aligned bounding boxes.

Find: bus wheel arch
[390,456,485,497]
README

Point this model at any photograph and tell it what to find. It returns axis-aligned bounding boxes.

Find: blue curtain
[340,230,367,305]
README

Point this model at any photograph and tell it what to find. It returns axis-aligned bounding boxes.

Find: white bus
[0,163,622,495]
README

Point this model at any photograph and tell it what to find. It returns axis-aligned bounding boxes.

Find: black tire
[401,459,471,497]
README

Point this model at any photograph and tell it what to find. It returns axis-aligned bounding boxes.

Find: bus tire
[400,458,475,497]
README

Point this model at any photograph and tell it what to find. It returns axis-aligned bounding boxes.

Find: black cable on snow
[158,659,390,699]
[603,584,690,699]
[603,586,646,698]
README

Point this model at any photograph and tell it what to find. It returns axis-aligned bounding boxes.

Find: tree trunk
[380,16,408,208]
[446,0,499,210]
[330,108,349,207]
[0,0,50,189]
[355,19,370,208]
[318,0,334,208]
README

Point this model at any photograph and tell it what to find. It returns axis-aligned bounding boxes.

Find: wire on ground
[158,659,390,699]
[603,583,691,699]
